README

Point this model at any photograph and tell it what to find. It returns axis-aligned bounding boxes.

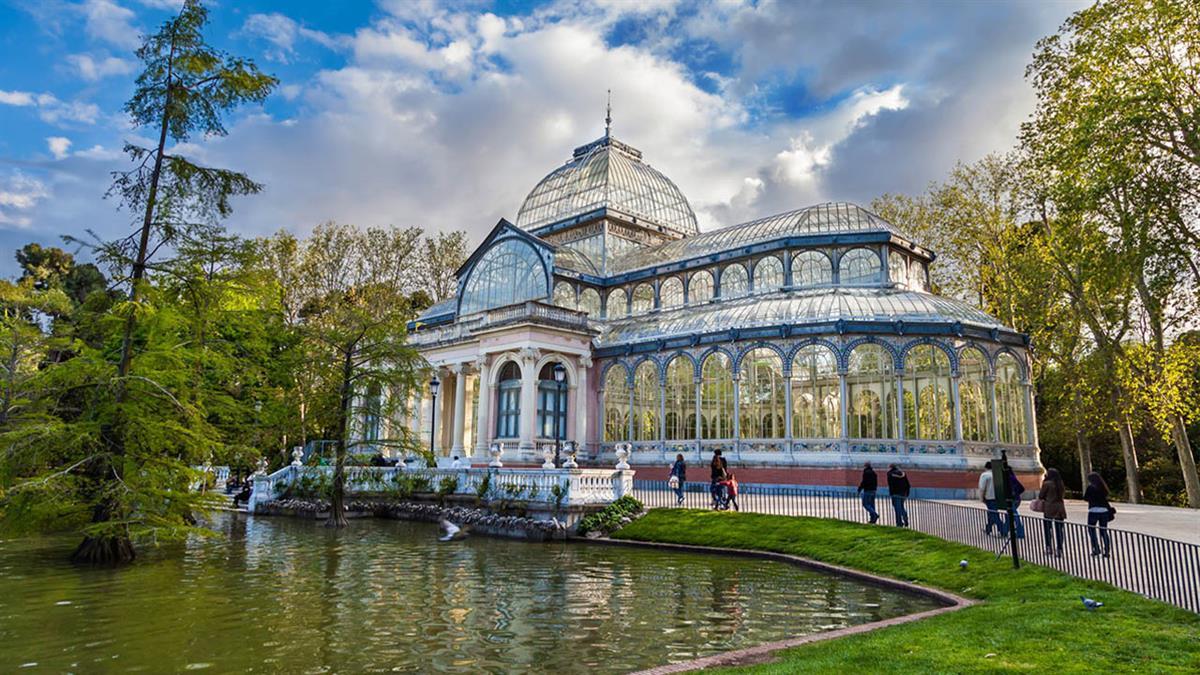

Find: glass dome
[515,135,699,236]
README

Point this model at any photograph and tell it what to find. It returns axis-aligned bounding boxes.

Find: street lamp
[429,376,440,460]
[553,363,567,467]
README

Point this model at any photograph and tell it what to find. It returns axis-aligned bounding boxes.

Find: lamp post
[429,376,441,460]
[553,363,566,467]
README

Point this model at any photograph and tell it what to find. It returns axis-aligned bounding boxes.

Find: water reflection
[0,515,937,673]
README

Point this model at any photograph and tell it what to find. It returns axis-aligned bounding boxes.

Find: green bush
[436,476,459,504]
[475,472,492,504]
[285,472,331,500]
[576,495,643,536]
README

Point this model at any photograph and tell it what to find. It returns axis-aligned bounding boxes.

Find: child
[720,473,740,512]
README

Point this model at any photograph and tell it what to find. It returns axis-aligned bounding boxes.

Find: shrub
[475,472,492,504]
[576,495,643,536]
[436,476,459,504]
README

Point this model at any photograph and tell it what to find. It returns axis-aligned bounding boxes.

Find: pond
[0,514,938,673]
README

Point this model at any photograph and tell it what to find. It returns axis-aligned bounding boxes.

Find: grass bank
[613,510,1200,673]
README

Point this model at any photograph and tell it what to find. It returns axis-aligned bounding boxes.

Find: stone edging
[581,537,976,674]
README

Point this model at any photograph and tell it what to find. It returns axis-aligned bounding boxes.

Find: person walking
[1004,465,1026,540]
[886,463,910,527]
[722,473,740,512]
[857,462,879,524]
[1037,467,1068,557]
[669,454,687,505]
[978,461,1007,537]
[1084,472,1114,557]
[710,450,729,510]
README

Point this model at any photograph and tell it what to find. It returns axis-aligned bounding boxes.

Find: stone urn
[542,447,556,469]
[563,442,579,469]
[488,443,504,468]
[253,457,269,476]
[615,444,631,470]
[290,446,304,467]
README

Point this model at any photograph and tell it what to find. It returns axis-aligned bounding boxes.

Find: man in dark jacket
[857,462,879,524]
[886,463,911,527]
[710,450,728,509]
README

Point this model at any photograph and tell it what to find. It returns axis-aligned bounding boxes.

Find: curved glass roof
[594,287,1001,346]
[608,202,913,274]
[515,135,699,236]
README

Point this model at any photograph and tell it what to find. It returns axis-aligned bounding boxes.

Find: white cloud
[0,89,100,125]
[66,52,135,81]
[0,171,50,228]
[74,144,124,160]
[47,136,73,159]
[81,0,140,49]
[241,12,343,63]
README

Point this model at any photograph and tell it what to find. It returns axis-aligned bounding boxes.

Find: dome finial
[605,89,612,138]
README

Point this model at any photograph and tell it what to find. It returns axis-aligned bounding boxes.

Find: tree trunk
[326,344,355,528]
[1116,413,1143,504]
[1171,414,1200,508]
[1075,429,1093,491]
[70,535,136,566]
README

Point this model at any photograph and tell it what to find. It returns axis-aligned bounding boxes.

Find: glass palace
[397,126,1042,493]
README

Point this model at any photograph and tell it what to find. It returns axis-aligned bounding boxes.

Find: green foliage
[285,471,331,501]
[576,495,643,536]
[616,510,1200,673]
[475,471,492,504]
[549,481,568,511]
[436,476,458,504]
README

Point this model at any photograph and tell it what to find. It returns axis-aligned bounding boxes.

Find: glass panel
[995,353,1027,444]
[579,288,601,317]
[753,256,783,294]
[889,250,907,285]
[721,263,748,299]
[792,251,833,287]
[631,283,655,315]
[632,361,660,441]
[792,345,840,438]
[495,363,522,439]
[839,248,881,286]
[664,356,695,440]
[603,365,630,442]
[904,345,953,440]
[553,281,576,309]
[700,352,734,439]
[847,344,896,439]
[688,270,714,304]
[460,238,547,315]
[606,288,628,319]
[660,277,684,309]
[909,259,926,291]
[960,347,991,442]
[739,348,785,439]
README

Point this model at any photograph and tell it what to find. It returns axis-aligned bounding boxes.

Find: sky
[0,0,1087,278]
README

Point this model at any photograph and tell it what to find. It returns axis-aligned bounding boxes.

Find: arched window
[660,277,684,309]
[632,360,660,441]
[689,270,714,304]
[606,288,628,319]
[889,250,907,285]
[664,356,695,440]
[909,260,926,291]
[579,287,601,317]
[839,248,881,285]
[603,365,630,442]
[552,282,576,309]
[536,363,569,440]
[960,347,991,442]
[631,283,655,315]
[700,352,734,439]
[904,345,953,441]
[793,251,833,286]
[792,345,840,438]
[721,263,749,298]
[363,381,383,442]
[739,348,785,439]
[495,361,522,438]
[753,256,784,294]
[995,353,1027,444]
[847,343,897,439]
[460,238,547,315]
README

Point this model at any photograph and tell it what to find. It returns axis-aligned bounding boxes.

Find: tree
[1,1,276,563]
[418,230,469,303]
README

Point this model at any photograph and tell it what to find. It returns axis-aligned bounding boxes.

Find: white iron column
[732,373,741,457]
[951,373,964,442]
[895,371,907,444]
[694,375,703,460]
[783,373,794,443]
[1022,381,1037,448]
[575,356,590,449]
[518,348,538,452]
[451,363,468,456]
[474,356,491,459]
[987,375,999,442]
[838,369,850,441]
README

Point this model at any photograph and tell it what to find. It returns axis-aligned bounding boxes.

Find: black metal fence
[633,480,1200,614]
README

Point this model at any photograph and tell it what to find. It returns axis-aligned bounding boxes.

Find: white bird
[959,559,969,570]
[438,519,463,542]
[1080,596,1104,611]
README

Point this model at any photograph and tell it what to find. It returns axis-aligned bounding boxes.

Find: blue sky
[0,0,1084,277]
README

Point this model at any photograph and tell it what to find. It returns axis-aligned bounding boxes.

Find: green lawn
[613,510,1200,673]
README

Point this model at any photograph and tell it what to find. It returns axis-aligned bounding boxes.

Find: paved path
[934,499,1200,545]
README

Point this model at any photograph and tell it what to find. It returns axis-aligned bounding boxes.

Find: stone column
[431,368,444,455]
[451,363,468,456]
[518,348,539,452]
[575,355,591,450]
[474,355,491,460]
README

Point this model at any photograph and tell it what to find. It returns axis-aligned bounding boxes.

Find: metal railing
[633,480,1200,614]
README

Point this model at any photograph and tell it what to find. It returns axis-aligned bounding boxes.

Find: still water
[0,514,937,673]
